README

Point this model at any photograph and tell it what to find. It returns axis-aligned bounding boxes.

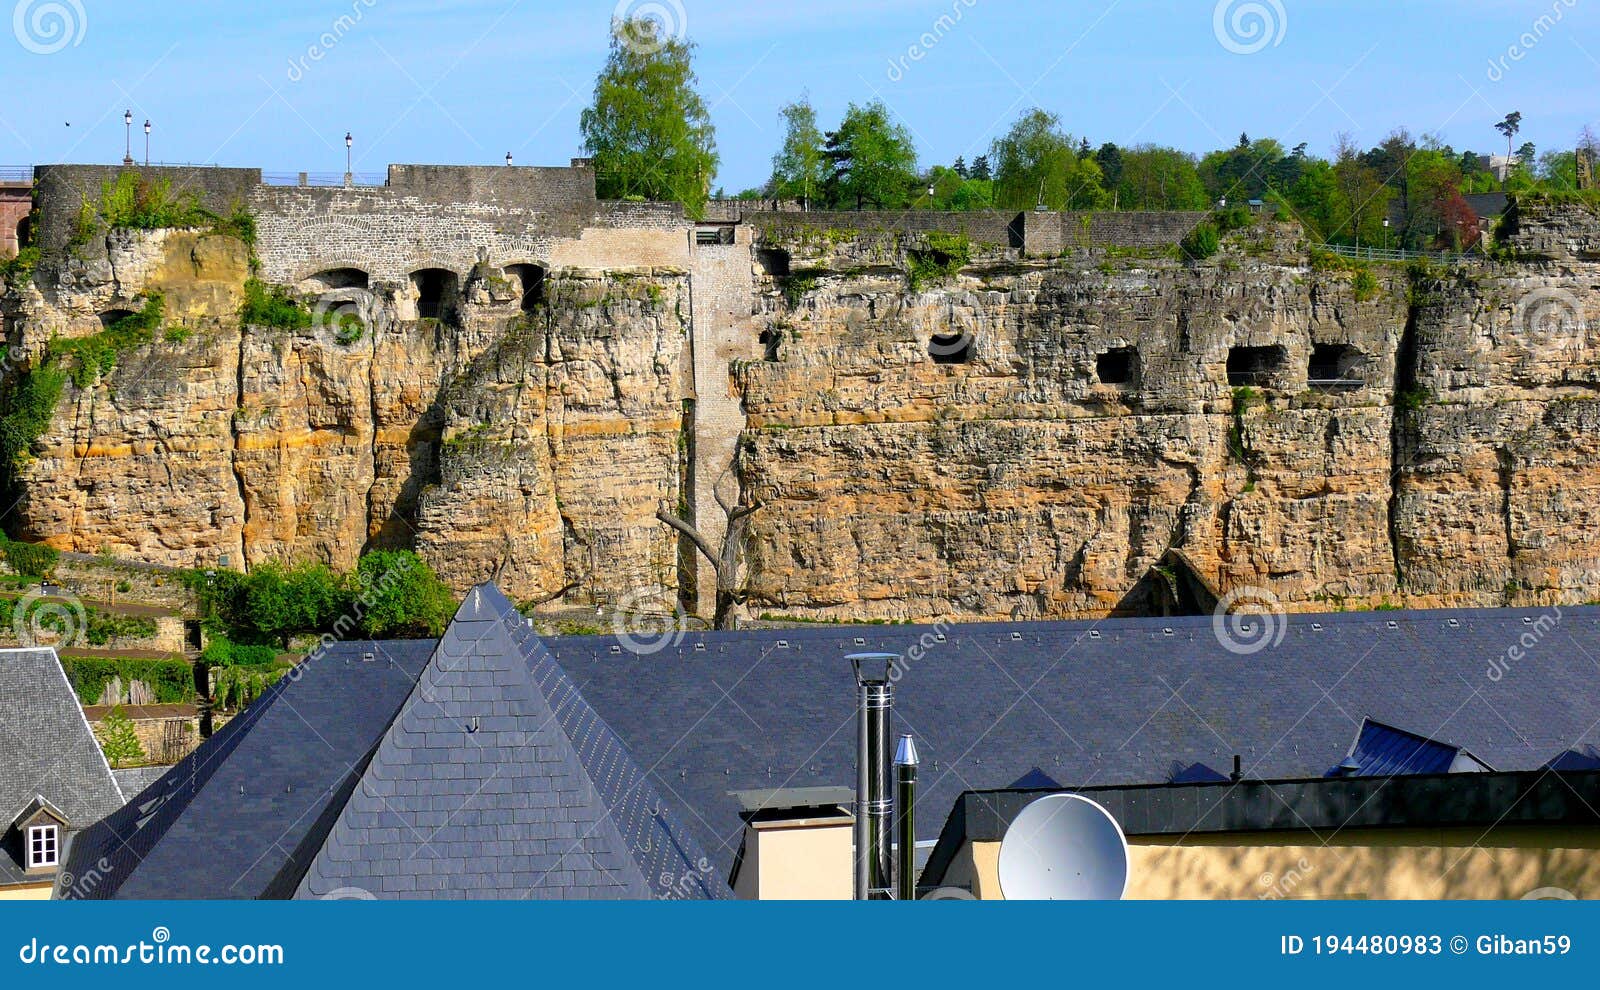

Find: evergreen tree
[952,156,968,178]
[970,155,992,181]
[97,707,145,769]
[822,101,918,209]
[580,17,718,218]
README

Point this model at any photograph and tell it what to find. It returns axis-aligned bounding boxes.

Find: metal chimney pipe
[849,653,896,900]
[894,734,919,901]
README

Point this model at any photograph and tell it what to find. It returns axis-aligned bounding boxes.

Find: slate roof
[1338,717,1491,777]
[0,647,124,888]
[60,639,431,899]
[296,585,728,900]
[546,606,1600,879]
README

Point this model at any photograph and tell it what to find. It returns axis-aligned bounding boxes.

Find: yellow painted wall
[967,827,1600,900]
[0,883,53,900]
[734,818,854,900]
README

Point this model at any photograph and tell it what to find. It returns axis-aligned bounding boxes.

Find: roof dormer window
[27,823,59,869]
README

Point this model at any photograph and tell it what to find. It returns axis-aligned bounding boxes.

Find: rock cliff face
[4,188,1599,624]
[2,227,686,608]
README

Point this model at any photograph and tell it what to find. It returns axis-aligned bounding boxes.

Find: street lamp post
[143,119,151,166]
[122,110,133,166]
[344,132,353,186]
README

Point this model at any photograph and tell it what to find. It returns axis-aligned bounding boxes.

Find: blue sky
[0,0,1593,189]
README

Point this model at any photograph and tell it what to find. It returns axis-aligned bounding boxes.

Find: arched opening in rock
[1096,346,1139,387]
[1226,345,1286,388]
[929,332,973,365]
[1307,343,1364,387]
[756,248,791,278]
[15,215,30,250]
[304,267,369,292]
[97,309,135,329]
[410,268,459,321]
[759,327,781,361]
[503,263,546,313]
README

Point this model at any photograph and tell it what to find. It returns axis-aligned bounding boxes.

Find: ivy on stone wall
[61,657,194,705]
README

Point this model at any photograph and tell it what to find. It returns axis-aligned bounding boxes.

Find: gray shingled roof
[546,606,1600,879]
[296,585,728,900]
[61,639,432,899]
[0,647,124,887]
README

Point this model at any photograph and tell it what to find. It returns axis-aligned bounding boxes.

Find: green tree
[348,550,456,639]
[96,707,145,769]
[1095,143,1124,194]
[1330,135,1393,246]
[243,561,341,647]
[580,16,718,218]
[1116,145,1209,210]
[990,109,1105,210]
[969,155,992,182]
[822,101,918,209]
[769,96,827,207]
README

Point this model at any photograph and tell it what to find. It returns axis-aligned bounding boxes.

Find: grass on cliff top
[70,173,259,255]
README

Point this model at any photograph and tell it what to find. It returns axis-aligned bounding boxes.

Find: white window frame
[26,823,59,869]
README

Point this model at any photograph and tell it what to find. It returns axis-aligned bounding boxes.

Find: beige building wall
[733,817,854,900]
[0,884,52,900]
[964,827,1600,900]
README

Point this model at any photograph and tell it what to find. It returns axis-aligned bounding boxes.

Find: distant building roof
[0,647,124,888]
[296,585,727,900]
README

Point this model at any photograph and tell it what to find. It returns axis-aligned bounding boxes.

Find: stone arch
[501,262,547,312]
[15,214,30,251]
[408,267,460,322]
[298,267,370,293]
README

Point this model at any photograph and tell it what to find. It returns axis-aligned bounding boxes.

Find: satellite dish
[997,794,1130,900]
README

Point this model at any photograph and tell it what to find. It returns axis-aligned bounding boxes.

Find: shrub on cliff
[96,707,146,769]
[47,292,165,387]
[95,172,215,231]
[239,279,311,330]
[0,537,59,577]
[0,365,65,468]
[1181,222,1221,260]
